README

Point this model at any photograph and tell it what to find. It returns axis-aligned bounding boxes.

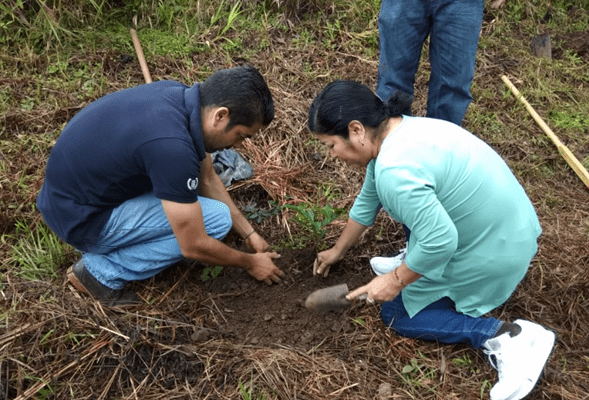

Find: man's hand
[245,231,271,253]
[246,251,285,285]
[313,247,344,277]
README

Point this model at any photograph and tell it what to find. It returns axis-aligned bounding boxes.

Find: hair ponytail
[384,90,413,117]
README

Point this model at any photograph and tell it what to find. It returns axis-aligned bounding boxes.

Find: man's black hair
[200,65,274,131]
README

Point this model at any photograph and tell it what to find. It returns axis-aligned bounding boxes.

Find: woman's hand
[347,273,402,303]
[313,247,344,277]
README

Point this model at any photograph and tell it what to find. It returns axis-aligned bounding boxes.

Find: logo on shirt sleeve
[187,177,199,190]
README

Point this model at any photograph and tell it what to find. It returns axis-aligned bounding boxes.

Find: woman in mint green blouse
[309,80,555,400]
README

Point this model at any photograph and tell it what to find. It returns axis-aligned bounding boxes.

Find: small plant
[238,371,272,400]
[549,110,589,131]
[283,203,343,252]
[453,352,481,374]
[480,380,492,399]
[201,265,223,282]
[243,201,280,223]
[400,351,438,386]
[452,353,473,368]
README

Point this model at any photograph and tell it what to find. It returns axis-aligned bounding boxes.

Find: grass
[1,0,589,399]
[239,372,275,400]
[2,219,72,281]
[0,0,585,290]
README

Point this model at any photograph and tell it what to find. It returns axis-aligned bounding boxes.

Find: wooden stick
[130,28,152,83]
[502,75,589,190]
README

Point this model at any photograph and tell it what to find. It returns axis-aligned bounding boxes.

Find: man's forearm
[182,233,253,269]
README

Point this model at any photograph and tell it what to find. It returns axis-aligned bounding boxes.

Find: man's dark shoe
[67,260,141,307]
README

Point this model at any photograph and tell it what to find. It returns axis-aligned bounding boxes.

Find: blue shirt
[37,81,207,251]
[350,116,541,317]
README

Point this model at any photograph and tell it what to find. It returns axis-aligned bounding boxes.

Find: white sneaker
[483,319,556,400]
[370,248,407,276]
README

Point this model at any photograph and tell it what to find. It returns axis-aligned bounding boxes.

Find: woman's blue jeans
[81,193,232,290]
[377,0,485,126]
[381,294,502,349]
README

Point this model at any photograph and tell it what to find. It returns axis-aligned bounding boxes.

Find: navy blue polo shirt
[36,81,207,251]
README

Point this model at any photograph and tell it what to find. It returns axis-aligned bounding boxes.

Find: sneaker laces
[483,338,510,380]
[484,348,501,373]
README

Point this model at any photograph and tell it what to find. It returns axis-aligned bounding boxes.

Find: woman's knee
[381,295,410,329]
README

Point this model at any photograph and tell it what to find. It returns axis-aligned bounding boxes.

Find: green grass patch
[2,220,72,281]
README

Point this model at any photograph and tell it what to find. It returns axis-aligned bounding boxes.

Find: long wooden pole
[502,75,589,190]
[130,28,152,83]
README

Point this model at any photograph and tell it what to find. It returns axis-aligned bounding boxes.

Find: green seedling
[283,203,343,252]
[238,371,273,400]
[453,352,481,374]
[402,357,423,375]
[201,265,223,282]
[243,201,280,223]
[452,353,473,368]
[480,380,492,399]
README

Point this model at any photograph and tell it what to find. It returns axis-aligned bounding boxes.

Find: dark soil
[197,246,370,348]
[133,182,404,351]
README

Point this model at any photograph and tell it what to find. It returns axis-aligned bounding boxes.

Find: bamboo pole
[502,75,589,190]
[130,28,152,83]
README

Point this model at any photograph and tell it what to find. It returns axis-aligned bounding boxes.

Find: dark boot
[67,259,141,307]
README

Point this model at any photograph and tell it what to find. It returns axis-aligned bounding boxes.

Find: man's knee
[217,202,232,238]
[204,200,232,240]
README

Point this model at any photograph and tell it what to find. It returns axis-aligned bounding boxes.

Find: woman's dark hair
[308,80,412,138]
[200,65,274,131]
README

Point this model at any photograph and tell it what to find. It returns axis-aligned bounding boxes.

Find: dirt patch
[197,246,372,348]
[553,30,589,61]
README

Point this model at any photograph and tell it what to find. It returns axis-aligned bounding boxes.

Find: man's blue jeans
[81,193,232,290]
[381,294,502,349]
[377,0,485,126]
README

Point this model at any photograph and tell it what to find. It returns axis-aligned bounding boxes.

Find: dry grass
[2,2,589,400]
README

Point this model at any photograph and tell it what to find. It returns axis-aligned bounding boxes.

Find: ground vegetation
[1,0,589,399]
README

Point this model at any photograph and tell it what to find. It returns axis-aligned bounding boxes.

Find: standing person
[37,65,285,307]
[309,80,555,400]
[377,0,485,126]
[377,0,485,267]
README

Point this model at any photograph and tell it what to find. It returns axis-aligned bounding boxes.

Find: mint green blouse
[350,116,541,318]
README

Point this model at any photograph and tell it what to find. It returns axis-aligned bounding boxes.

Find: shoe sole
[508,329,556,400]
[67,265,91,295]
